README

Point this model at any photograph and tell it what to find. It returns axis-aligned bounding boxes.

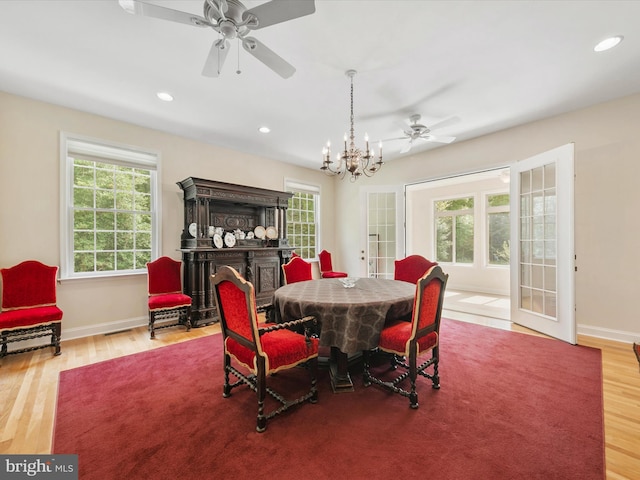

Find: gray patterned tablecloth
[273,278,415,354]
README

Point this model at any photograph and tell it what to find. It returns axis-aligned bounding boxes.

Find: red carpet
[53,319,604,479]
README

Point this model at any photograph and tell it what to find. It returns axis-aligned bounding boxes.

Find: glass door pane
[367,192,396,278]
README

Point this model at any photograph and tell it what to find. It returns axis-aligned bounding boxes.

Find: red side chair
[0,260,63,358]
[212,265,319,433]
[282,256,313,284]
[146,256,192,339]
[363,265,448,409]
[318,250,347,278]
[394,254,438,284]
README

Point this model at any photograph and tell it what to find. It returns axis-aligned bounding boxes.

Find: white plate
[213,233,223,248]
[188,222,198,238]
[266,226,278,239]
[254,225,266,239]
[224,232,236,248]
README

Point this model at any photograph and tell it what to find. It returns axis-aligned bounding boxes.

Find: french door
[510,143,575,344]
[360,187,404,278]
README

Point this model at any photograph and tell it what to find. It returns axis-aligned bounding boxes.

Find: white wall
[335,93,640,342]
[0,91,335,339]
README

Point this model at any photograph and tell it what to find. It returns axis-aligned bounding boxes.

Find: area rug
[53,319,604,480]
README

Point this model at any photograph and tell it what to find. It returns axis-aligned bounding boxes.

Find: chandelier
[320,70,383,182]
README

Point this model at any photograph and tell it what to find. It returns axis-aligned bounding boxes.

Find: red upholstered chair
[0,260,63,358]
[212,265,319,433]
[318,249,347,278]
[363,265,448,409]
[146,256,192,339]
[282,256,313,284]
[394,255,438,284]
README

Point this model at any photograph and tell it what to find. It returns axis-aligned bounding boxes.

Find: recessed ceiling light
[594,35,623,52]
[258,126,271,134]
[156,91,174,102]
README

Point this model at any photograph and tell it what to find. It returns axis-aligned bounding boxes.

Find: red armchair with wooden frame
[146,256,192,339]
[281,256,313,284]
[363,265,448,409]
[394,254,438,284]
[212,265,319,433]
[318,249,347,278]
[0,260,63,358]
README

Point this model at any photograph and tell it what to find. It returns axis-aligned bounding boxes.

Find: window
[285,180,319,259]
[60,135,159,279]
[487,193,510,265]
[434,196,474,264]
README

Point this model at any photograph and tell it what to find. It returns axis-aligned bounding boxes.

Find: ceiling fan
[385,114,457,154]
[119,0,315,78]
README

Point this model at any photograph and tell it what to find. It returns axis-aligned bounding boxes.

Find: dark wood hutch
[177,177,294,325]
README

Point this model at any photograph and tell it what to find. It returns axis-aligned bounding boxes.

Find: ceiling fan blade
[380,137,408,142]
[400,141,413,154]
[202,39,230,77]
[119,0,210,27]
[244,0,316,29]
[242,37,295,78]
[428,135,456,144]
[394,119,412,131]
[428,116,461,131]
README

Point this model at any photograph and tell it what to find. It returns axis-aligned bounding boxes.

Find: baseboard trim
[62,316,148,341]
[577,324,639,344]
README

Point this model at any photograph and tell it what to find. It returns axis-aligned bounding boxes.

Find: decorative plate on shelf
[188,222,198,238]
[266,226,278,240]
[254,225,266,240]
[224,232,236,248]
[213,233,223,249]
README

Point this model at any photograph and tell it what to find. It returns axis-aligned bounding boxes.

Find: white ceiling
[2,0,639,171]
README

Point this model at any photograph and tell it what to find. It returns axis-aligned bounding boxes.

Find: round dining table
[273,277,415,392]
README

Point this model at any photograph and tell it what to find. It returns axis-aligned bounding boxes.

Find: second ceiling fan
[386,114,457,154]
[119,0,315,78]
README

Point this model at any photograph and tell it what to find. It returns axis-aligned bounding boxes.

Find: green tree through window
[62,136,158,279]
[487,193,510,265]
[286,182,319,259]
[435,197,474,264]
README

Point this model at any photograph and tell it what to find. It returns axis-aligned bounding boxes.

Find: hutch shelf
[177,177,294,325]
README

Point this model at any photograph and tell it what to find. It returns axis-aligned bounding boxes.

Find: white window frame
[485,190,510,267]
[284,179,320,260]
[433,194,475,265]
[59,133,161,280]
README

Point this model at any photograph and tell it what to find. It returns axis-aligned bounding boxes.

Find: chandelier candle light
[321,70,383,181]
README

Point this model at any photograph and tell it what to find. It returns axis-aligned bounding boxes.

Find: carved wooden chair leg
[149,312,156,339]
[223,354,232,398]
[409,345,419,409]
[53,323,62,356]
[362,350,372,387]
[309,357,319,403]
[256,358,267,433]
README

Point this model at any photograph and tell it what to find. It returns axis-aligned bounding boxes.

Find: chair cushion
[148,293,191,310]
[226,329,319,374]
[378,320,438,357]
[0,306,63,331]
[321,271,348,278]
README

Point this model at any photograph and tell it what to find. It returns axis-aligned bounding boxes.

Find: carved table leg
[329,347,355,393]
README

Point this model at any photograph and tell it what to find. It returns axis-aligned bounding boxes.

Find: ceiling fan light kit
[119,0,315,78]
[321,70,384,182]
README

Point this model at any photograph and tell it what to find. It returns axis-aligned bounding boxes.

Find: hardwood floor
[1,319,639,479]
